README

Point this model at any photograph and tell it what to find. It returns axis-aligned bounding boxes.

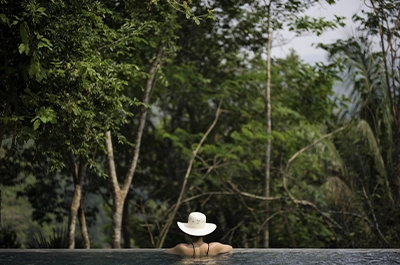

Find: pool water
[0,249,399,265]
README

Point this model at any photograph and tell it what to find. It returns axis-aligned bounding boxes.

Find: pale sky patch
[273,0,365,63]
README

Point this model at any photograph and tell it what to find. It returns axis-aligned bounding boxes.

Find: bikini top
[190,242,210,258]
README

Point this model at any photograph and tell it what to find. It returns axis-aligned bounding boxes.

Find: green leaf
[20,23,29,45]
[18,43,26,54]
[33,119,41,130]
[0,13,9,24]
[37,7,46,14]
[37,37,52,50]
[31,107,57,130]
[28,59,40,78]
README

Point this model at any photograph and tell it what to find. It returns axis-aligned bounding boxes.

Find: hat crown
[177,212,216,236]
[187,212,206,229]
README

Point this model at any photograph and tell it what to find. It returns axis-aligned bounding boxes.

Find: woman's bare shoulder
[209,242,233,254]
[165,243,192,255]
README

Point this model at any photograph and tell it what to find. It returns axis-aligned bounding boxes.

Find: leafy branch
[157,100,222,248]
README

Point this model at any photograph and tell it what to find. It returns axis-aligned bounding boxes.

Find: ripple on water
[0,249,399,265]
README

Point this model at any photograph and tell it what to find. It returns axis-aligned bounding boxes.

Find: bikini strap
[206,243,210,256]
[191,242,195,258]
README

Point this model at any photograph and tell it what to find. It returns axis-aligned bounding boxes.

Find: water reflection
[232,249,400,265]
[169,253,232,265]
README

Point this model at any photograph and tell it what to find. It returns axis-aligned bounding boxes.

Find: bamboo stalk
[263,0,273,249]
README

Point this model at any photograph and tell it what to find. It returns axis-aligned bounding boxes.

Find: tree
[319,0,400,247]
[102,0,184,248]
[264,1,272,248]
[105,47,164,248]
[126,0,345,248]
[259,0,343,247]
[1,0,144,248]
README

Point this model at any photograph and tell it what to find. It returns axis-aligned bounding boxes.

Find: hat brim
[177,222,217,236]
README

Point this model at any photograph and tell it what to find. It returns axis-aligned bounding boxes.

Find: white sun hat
[177,212,217,236]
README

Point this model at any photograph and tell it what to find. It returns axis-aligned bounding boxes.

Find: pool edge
[0,248,399,253]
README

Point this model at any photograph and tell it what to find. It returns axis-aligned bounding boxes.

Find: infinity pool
[1,249,399,265]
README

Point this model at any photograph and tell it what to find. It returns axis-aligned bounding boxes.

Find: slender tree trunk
[242,234,249,248]
[122,194,131,248]
[68,160,87,249]
[157,101,222,248]
[263,1,272,248]
[78,205,90,248]
[111,191,124,248]
[106,46,164,248]
[105,129,122,248]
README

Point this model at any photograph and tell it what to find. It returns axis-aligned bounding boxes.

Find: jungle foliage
[1,0,399,248]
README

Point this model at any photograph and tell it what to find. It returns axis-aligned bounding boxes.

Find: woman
[165,212,233,257]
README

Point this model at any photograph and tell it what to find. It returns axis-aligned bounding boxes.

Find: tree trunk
[68,160,87,249]
[122,194,131,248]
[106,46,164,248]
[67,152,88,249]
[78,205,90,248]
[263,1,272,248]
[111,192,124,248]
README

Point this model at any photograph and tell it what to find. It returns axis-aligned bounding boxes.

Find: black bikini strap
[191,242,195,258]
[206,243,210,256]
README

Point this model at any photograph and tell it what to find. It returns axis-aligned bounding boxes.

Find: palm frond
[354,119,393,204]
[29,228,85,249]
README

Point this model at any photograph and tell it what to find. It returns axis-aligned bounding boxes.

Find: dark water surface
[0,249,399,265]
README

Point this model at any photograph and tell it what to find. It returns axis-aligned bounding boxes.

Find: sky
[274,0,366,63]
